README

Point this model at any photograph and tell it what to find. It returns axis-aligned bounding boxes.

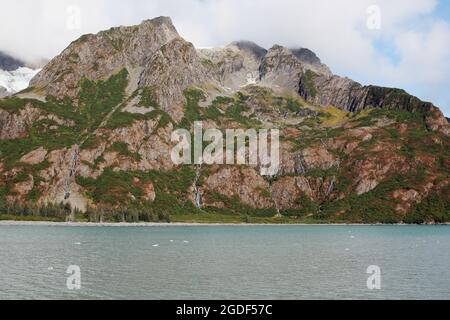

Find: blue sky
[1,0,449,116]
[344,0,450,116]
[436,0,450,21]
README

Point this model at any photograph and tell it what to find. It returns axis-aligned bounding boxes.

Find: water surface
[0,225,449,299]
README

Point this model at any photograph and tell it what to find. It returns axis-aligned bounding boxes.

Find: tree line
[0,200,171,223]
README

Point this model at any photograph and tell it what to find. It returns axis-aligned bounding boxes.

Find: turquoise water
[0,225,449,300]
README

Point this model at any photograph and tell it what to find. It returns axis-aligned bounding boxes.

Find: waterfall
[325,176,336,197]
[268,178,282,218]
[63,145,79,200]
[192,165,202,209]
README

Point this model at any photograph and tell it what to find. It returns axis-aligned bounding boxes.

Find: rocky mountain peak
[260,45,332,77]
[227,41,267,60]
[259,44,305,92]
[29,16,211,119]
[197,41,265,92]
[31,16,181,87]
[140,16,179,40]
[290,47,332,76]
[291,47,321,65]
[266,44,295,58]
[96,16,179,41]
[141,16,176,28]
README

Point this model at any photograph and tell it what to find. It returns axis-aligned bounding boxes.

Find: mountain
[0,67,41,98]
[0,51,41,98]
[0,17,449,223]
[0,51,25,71]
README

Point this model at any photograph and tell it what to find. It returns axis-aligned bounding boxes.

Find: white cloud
[382,20,450,83]
[0,0,448,115]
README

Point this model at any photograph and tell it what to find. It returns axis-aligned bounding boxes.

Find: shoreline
[0,220,449,227]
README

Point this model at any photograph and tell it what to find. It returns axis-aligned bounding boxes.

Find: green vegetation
[224,93,261,127]
[202,105,222,119]
[0,97,29,112]
[109,142,141,161]
[84,205,170,223]
[75,166,199,218]
[105,85,174,130]
[139,87,158,108]
[398,145,415,160]
[404,187,450,224]
[171,212,298,224]
[0,202,75,222]
[80,135,102,150]
[179,88,205,128]
[285,98,304,113]
[106,111,146,129]
[79,68,129,131]
[303,70,318,98]
[0,201,170,223]
[352,107,424,127]
[212,96,234,105]
[320,175,408,223]
[224,102,253,126]
[1,65,449,225]
[305,166,338,178]
[281,124,346,153]
[318,106,349,127]
[281,194,318,217]
[0,69,130,167]
[0,122,80,170]
[203,192,277,217]
[178,89,261,129]
[106,108,173,130]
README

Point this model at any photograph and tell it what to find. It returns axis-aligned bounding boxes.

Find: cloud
[0,0,448,115]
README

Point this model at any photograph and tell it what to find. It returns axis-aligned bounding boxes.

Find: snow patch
[0,67,40,94]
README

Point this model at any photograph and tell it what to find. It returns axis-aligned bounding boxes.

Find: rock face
[259,45,305,93]
[30,17,214,120]
[290,47,332,77]
[0,104,43,139]
[137,37,214,120]
[1,16,449,223]
[198,41,265,92]
[19,147,48,165]
[32,17,178,95]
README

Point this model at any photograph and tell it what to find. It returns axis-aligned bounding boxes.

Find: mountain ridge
[29,16,448,130]
[1,16,449,224]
